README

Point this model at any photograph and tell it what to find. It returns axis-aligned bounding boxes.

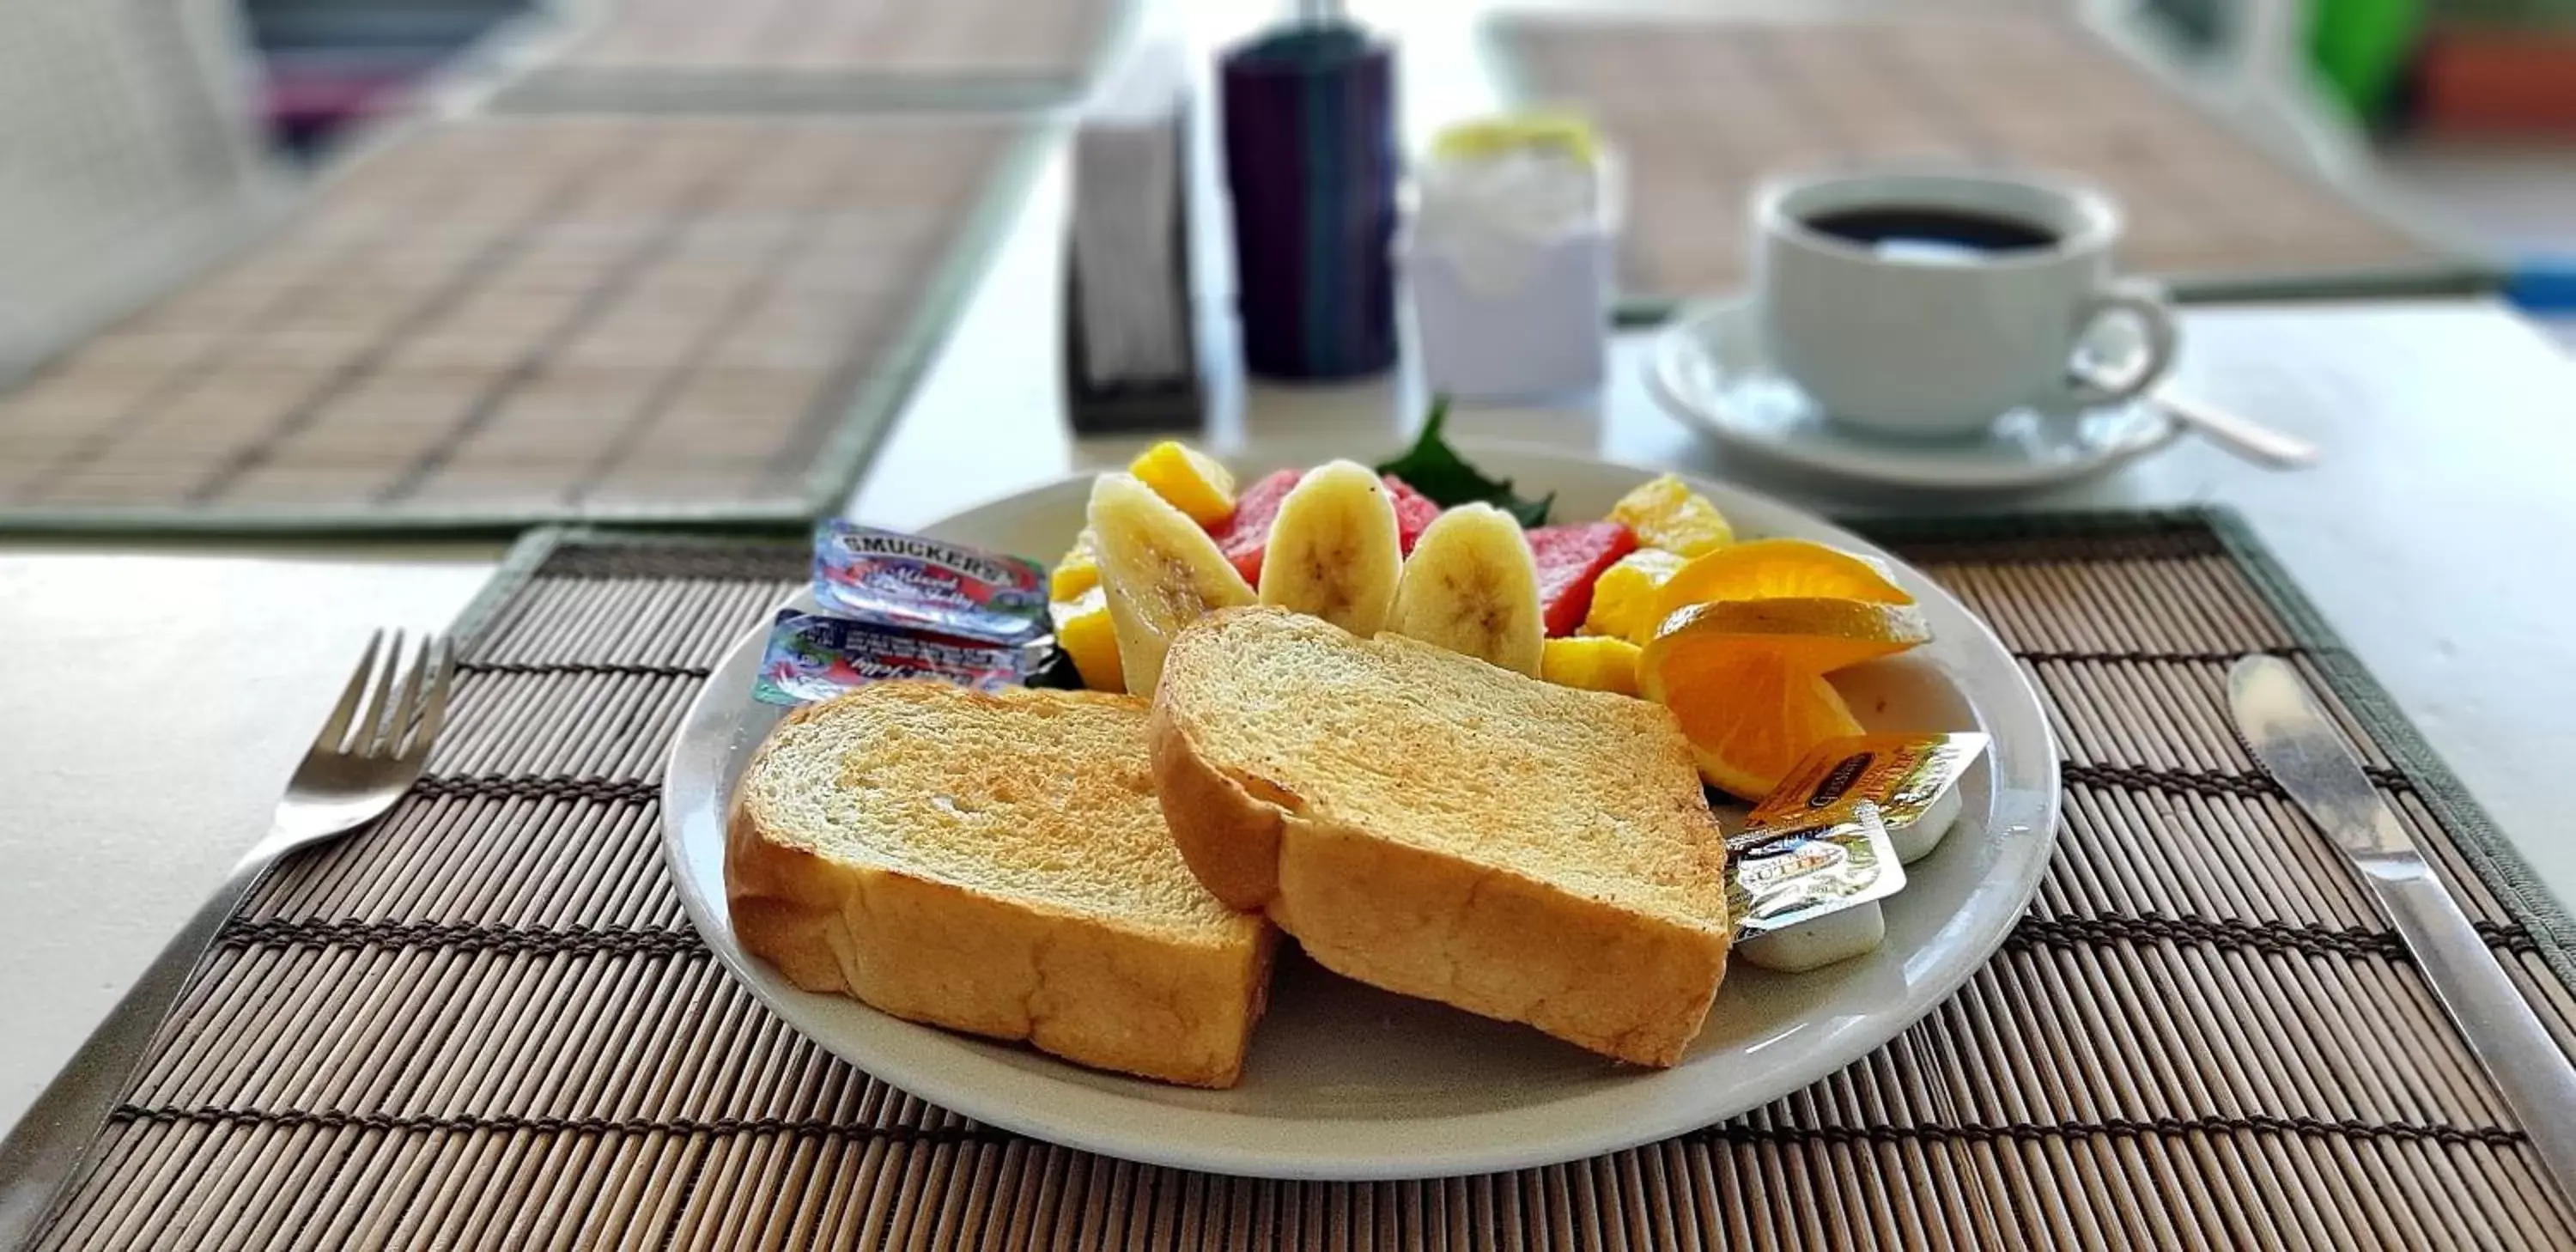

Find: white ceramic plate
[660,451,2060,1179]
[1649,299,2181,492]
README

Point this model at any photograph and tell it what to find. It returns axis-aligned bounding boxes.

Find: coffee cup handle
[2062,280,2178,408]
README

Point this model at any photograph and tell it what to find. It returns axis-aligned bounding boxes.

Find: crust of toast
[1150,609,1731,1067]
[727,689,1276,1089]
[1148,694,1287,911]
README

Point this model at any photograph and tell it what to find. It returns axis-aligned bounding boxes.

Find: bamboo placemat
[0,115,1039,535]
[492,0,1131,113]
[1489,13,2489,315]
[24,510,2576,1249]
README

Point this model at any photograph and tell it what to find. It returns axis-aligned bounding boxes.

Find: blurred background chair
[0,0,291,384]
[0,0,304,381]
[241,0,539,154]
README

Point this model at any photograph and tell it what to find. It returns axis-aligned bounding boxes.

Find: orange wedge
[1639,653,1863,799]
[1647,598,1931,676]
[1639,598,1933,798]
[1649,538,1911,635]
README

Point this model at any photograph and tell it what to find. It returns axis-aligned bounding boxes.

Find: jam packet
[811,521,1048,646]
[753,611,1031,708]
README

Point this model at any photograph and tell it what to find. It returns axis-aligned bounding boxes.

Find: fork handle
[0,854,272,1250]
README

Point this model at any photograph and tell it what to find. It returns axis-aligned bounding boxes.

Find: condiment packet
[1727,805,1907,936]
[1745,732,1990,836]
[753,611,1032,708]
[811,521,1048,646]
[1727,732,1990,945]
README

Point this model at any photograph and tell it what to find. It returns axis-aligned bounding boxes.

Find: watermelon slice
[1528,522,1640,637]
[1383,475,1441,555]
[1209,468,1301,586]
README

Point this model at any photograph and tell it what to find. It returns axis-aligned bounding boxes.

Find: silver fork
[0,630,452,1249]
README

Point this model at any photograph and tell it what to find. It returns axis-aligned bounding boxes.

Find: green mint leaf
[1372,396,1554,526]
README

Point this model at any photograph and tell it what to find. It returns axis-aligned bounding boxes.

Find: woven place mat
[26,510,2576,1249]
[491,0,1131,113]
[1489,13,2487,314]
[0,115,1037,534]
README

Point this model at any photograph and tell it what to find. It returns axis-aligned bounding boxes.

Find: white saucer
[1648,299,2181,492]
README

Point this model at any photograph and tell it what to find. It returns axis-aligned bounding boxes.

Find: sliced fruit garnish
[1583,548,1690,643]
[1644,598,1933,676]
[1259,460,1402,635]
[1051,528,1102,600]
[1540,635,1642,696]
[1528,521,1639,637]
[1638,597,1932,796]
[1048,587,1123,692]
[1649,537,1911,629]
[1639,651,1864,799]
[1130,441,1238,526]
[1087,474,1257,695]
[1388,503,1545,677]
[1608,473,1734,557]
[1372,398,1554,526]
[1383,474,1442,554]
[1209,467,1300,586]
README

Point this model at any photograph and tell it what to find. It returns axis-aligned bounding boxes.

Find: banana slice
[1087,473,1257,695]
[1257,460,1402,635]
[1387,503,1545,676]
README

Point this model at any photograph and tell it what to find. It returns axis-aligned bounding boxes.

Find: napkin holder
[1063,41,1203,433]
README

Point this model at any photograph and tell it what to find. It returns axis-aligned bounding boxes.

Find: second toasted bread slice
[1150,607,1731,1067]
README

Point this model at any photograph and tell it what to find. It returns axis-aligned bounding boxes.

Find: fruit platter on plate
[659,418,2062,1179]
[1058,404,1941,805]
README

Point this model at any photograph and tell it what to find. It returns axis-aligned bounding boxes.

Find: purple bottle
[1219,21,1399,380]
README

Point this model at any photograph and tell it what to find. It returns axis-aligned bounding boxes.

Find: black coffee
[1802,206,2059,256]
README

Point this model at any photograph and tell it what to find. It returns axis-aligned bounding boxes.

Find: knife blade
[2229,655,2576,1202]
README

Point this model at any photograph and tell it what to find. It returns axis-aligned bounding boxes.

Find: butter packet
[1728,732,1990,971]
[811,521,1048,646]
[1727,805,1907,937]
[753,611,1032,708]
[1747,732,1989,831]
[1747,732,1989,865]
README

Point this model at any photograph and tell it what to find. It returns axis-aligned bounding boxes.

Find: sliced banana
[1086,473,1257,695]
[1258,460,1402,636]
[1387,502,1545,677]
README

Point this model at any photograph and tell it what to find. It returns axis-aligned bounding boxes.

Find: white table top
[8,11,2576,1138]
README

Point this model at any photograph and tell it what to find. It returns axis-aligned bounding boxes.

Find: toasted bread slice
[1151,607,1730,1067]
[728,682,1276,1088]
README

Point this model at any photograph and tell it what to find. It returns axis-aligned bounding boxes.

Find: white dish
[1649,299,2181,492]
[659,451,2061,1179]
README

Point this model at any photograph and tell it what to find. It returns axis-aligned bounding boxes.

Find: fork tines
[314,629,453,761]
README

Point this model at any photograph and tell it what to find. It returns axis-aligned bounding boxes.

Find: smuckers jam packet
[1726,805,1908,937]
[753,611,1032,708]
[1745,732,1990,835]
[811,520,1048,646]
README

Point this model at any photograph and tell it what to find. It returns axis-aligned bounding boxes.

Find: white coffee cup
[1754,169,2178,439]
